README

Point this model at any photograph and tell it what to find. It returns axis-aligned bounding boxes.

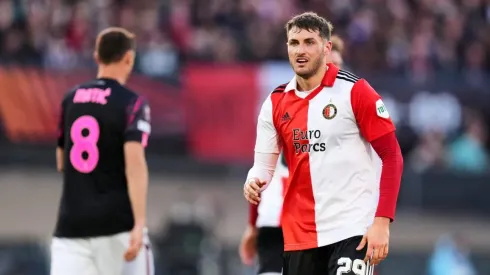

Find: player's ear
[325,39,332,55]
[124,50,135,66]
[93,51,100,65]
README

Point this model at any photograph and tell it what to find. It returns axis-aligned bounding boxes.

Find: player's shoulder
[125,90,148,107]
[271,82,288,94]
[267,82,289,102]
[93,78,145,105]
[61,82,85,104]
[335,70,376,95]
[123,89,149,117]
[335,69,362,84]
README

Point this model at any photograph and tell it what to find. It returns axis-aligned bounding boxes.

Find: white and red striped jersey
[256,153,288,228]
[254,64,395,251]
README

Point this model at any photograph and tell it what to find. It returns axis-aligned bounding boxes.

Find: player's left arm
[352,79,404,264]
[352,79,404,221]
[56,99,66,172]
[124,97,151,229]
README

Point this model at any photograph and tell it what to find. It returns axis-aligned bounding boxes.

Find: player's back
[55,78,147,238]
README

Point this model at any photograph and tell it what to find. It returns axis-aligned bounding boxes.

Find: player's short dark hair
[331,35,344,53]
[96,27,136,65]
[285,12,333,40]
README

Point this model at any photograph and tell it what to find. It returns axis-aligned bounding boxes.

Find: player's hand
[243,178,266,205]
[356,217,390,266]
[124,225,144,261]
[239,225,258,265]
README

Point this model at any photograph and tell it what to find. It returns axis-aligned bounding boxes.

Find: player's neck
[296,65,328,92]
[97,66,128,85]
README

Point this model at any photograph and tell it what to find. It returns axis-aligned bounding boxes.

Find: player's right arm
[123,97,151,261]
[56,99,66,172]
[244,95,281,205]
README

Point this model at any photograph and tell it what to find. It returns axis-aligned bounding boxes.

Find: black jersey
[54,78,151,238]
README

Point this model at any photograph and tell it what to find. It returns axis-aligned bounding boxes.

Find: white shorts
[50,230,154,275]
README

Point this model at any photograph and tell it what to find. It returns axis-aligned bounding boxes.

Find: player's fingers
[239,246,253,265]
[356,235,367,250]
[248,182,262,194]
[127,242,141,259]
[243,186,250,198]
[247,187,261,199]
[257,180,267,188]
[243,189,252,202]
[364,243,374,263]
[382,244,389,259]
[244,183,259,198]
[246,185,261,202]
[124,248,137,261]
[246,196,260,205]
[374,245,384,265]
[246,198,259,205]
[126,253,136,261]
[238,245,247,264]
[369,250,377,265]
[244,189,260,204]
[239,253,251,265]
[125,236,143,261]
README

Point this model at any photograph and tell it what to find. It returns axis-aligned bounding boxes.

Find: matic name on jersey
[55,78,151,238]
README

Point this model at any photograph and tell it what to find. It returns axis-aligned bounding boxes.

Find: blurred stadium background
[1,0,490,274]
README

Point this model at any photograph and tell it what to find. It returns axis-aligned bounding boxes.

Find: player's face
[287,27,331,79]
[331,50,343,68]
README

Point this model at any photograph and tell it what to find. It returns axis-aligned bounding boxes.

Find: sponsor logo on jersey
[375,99,390,118]
[282,112,291,122]
[292,129,326,153]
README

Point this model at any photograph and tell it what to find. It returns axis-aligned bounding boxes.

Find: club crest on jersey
[323,103,337,120]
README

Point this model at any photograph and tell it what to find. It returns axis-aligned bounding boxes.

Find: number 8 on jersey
[70,115,100,173]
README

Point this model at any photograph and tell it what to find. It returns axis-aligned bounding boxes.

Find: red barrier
[184,64,259,163]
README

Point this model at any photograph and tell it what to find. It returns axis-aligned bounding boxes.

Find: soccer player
[243,12,403,275]
[52,27,154,275]
[239,35,348,275]
[239,152,287,274]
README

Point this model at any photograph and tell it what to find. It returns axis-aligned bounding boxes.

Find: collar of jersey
[284,63,339,100]
[96,77,120,85]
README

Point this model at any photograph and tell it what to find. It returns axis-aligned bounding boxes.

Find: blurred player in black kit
[52,27,154,275]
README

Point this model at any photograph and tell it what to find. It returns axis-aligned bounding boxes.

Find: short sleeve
[57,99,66,148]
[254,95,281,154]
[351,79,395,142]
[125,97,151,147]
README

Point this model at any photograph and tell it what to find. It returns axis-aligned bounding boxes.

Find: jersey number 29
[70,115,100,173]
[337,257,368,275]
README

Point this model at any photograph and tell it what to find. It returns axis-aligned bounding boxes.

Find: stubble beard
[293,53,325,80]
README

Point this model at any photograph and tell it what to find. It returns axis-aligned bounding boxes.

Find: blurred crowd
[408,107,489,174]
[1,0,490,173]
[1,0,490,78]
